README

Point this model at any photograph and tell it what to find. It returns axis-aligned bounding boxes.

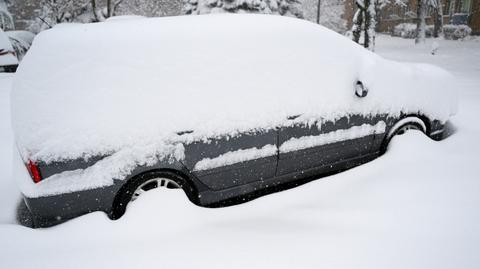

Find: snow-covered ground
[0,34,479,268]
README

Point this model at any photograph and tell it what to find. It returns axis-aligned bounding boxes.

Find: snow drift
[11,14,457,175]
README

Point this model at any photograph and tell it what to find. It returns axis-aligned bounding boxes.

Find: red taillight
[26,160,42,183]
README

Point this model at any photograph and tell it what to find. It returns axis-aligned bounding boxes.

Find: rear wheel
[111,171,184,220]
[130,177,180,202]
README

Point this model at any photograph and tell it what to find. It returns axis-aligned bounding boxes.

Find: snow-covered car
[0,28,18,72]
[11,15,457,227]
[5,30,35,61]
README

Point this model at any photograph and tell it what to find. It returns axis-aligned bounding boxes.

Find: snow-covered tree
[352,0,376,50]
[277,0,303,17]
[302,0,347,33]
[0,0,14,30]
[33,0,126,30]
[415,0,426,43]
[183,0,304,18]
[415,0,443,43]
[91,0,124,21]
[351,0,406,50]
[431,0,443,38]
[118,0,182,17]
[36,0,90,29]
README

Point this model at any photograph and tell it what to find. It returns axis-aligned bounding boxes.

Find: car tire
[381,118,427,153]
[110,170,186,220]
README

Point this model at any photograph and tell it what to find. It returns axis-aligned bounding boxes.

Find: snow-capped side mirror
[355,81,368,98]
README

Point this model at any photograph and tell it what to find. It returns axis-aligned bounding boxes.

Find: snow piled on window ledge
[280,122,386,153]
[193,144,277,171]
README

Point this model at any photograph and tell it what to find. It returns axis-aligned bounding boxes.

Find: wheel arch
[380,114,431,153]
[109,167,201,220]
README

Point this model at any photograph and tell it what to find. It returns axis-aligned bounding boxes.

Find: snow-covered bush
[443,24,472,40]
[392,23,433,38]
[183,0,303,18]
[392,23,415,38]
[392,23,472,40]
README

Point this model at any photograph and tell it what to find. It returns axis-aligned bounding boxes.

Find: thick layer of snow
[12,14,456,169]
[17,142,185,198]
[280,122,386,153]
[0,34,479,269]
[193,144,277,171]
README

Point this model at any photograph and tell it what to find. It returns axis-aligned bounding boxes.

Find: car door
[276,114,383,177]
[180,128,278,191]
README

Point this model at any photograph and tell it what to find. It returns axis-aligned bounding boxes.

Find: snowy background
[0,34,479,268]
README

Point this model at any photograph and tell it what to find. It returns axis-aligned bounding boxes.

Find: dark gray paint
[181,129,278,190]
[37,155,107,179]
[277,115,375,176]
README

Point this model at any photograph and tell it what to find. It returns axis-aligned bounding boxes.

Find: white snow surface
[0,34,479,269]
[12,14,457,166]
[193,144,277,171]
[280,121,386,153]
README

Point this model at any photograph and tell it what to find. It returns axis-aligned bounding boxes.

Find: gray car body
[22,112,448,228]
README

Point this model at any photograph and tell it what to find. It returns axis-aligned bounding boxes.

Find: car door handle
[287,115,301,120]
[176,130,194,136]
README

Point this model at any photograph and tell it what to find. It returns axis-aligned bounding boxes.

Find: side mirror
[355,81,368,98]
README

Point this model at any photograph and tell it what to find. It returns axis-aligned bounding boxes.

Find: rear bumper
[13,151,121,228]
[22,183,122,228]
[0,64,18,73]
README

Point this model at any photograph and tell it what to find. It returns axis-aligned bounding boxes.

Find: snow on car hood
[11,14,457,164]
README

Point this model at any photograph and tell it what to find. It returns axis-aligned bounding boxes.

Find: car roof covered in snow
[11,14,456,163]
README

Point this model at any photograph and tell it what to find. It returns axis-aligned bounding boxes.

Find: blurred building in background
[375,0,480,34]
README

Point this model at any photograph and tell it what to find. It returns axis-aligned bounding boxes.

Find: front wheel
[395,123,422,135]
[381,118,427,153]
